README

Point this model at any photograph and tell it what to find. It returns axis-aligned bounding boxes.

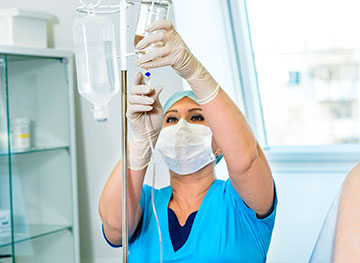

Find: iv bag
[134,0,173,47]
[73,13,119,122]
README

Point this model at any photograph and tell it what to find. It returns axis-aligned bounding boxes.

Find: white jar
[11,118,31,150]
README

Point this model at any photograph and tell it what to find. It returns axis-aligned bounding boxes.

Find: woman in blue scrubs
[99,20,277,262]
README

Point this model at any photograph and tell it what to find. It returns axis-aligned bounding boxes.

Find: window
[245,0,360,146]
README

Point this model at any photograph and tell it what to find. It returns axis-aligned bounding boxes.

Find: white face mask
[156,118,216,175]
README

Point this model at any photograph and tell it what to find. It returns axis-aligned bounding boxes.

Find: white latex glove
[136,20,220,105]
[127,72,163,170]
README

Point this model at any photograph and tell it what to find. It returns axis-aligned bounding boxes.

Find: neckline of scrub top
[159,179,220,254]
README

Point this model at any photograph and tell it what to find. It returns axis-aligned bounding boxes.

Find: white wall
[0,1,183,262]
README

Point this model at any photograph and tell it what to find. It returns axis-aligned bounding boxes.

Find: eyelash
[166,116,178,123]
[190,114,204,121]
[165,114,204,123]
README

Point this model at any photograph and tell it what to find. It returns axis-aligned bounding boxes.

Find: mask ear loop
[144,73,163,263]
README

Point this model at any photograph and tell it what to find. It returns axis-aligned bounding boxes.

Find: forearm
[99,159,146,244]
[201,86,273,216]
[333,163,360,262]
[201,88,259,171]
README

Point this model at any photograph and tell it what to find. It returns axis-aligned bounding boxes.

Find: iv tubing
[144,72,163,263]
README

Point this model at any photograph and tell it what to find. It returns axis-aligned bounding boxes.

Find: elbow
[98,199,122,232]
[228,143,260,175]
[98,197,106,224]
[98,201,106,225]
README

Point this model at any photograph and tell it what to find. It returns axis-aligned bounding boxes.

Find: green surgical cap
[163,90,199,114]
[163,90,223,165]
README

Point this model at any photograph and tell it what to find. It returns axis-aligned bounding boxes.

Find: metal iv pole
[119,1,129,261]
[76,1,134,261]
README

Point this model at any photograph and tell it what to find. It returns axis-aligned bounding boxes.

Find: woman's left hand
[127,72,163,170]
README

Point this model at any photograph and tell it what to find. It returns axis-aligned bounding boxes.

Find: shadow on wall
[47,16,59,48]
[73,65,95,261]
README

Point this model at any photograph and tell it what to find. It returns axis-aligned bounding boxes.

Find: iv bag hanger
[76,0,169,14]
[76,0,132,14]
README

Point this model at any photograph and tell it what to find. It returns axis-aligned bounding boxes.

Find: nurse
[99,20,277,262]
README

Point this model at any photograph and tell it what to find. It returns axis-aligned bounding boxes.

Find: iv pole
[119,1,129,262]
[76,1,134,262]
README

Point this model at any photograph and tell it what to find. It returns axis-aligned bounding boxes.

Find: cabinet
[0,46,79,263]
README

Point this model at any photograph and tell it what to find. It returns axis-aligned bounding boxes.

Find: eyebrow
[188,108,202,112]
[165,108,202,115]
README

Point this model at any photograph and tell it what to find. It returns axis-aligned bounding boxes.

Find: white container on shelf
[0,8,53,48]
[11,118,31,150]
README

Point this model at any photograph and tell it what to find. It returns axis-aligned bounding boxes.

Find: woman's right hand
[135,20,197,80]
[135,20,219,105]
[126,72,163,170]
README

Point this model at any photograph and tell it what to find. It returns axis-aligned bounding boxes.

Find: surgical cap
[163,90,223,165]
[163,90,199,114]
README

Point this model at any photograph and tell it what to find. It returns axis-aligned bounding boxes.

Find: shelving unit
[0,46,79,263]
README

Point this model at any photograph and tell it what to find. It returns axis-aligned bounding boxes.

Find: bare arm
[333,163,360,262]
[98,162,146,245]
[201,88,274,217]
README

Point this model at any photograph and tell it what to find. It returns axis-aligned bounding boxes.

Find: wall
[0,0,183,262]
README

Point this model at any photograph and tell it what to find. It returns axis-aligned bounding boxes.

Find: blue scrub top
[127,179,277,262]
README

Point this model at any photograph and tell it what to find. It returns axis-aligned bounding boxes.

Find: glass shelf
[0,49,77,263]
[0,145,69,157]
[0,224,72,248]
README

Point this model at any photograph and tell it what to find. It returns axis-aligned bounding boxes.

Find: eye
[166,115,178,123]
[190,114,204,122]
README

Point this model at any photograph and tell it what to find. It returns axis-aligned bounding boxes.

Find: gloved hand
[135,20,220,105]
[127,72,163,170]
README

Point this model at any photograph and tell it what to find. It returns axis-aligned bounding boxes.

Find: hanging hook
[79,0,102,9]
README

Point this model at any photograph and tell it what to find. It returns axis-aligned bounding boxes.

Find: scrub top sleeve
[225,179,278,232]
[140,184,153,213]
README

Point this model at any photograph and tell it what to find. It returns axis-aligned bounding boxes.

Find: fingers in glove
[130,85,153,95]
[151,85,163,101]
[129,95,155,105]
[127,104,153,118]
[137,56,173,70]
[134,72,145,85]
[136,31,169,50]
[145,19,174,33]
[136,47,172,66]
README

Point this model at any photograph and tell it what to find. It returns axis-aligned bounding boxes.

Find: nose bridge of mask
[176,118,210,137]
[174,119,209,148]
[157,118,212,152]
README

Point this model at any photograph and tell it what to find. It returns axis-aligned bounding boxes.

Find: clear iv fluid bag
[134,0,172,47]
[73,14,119,122]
